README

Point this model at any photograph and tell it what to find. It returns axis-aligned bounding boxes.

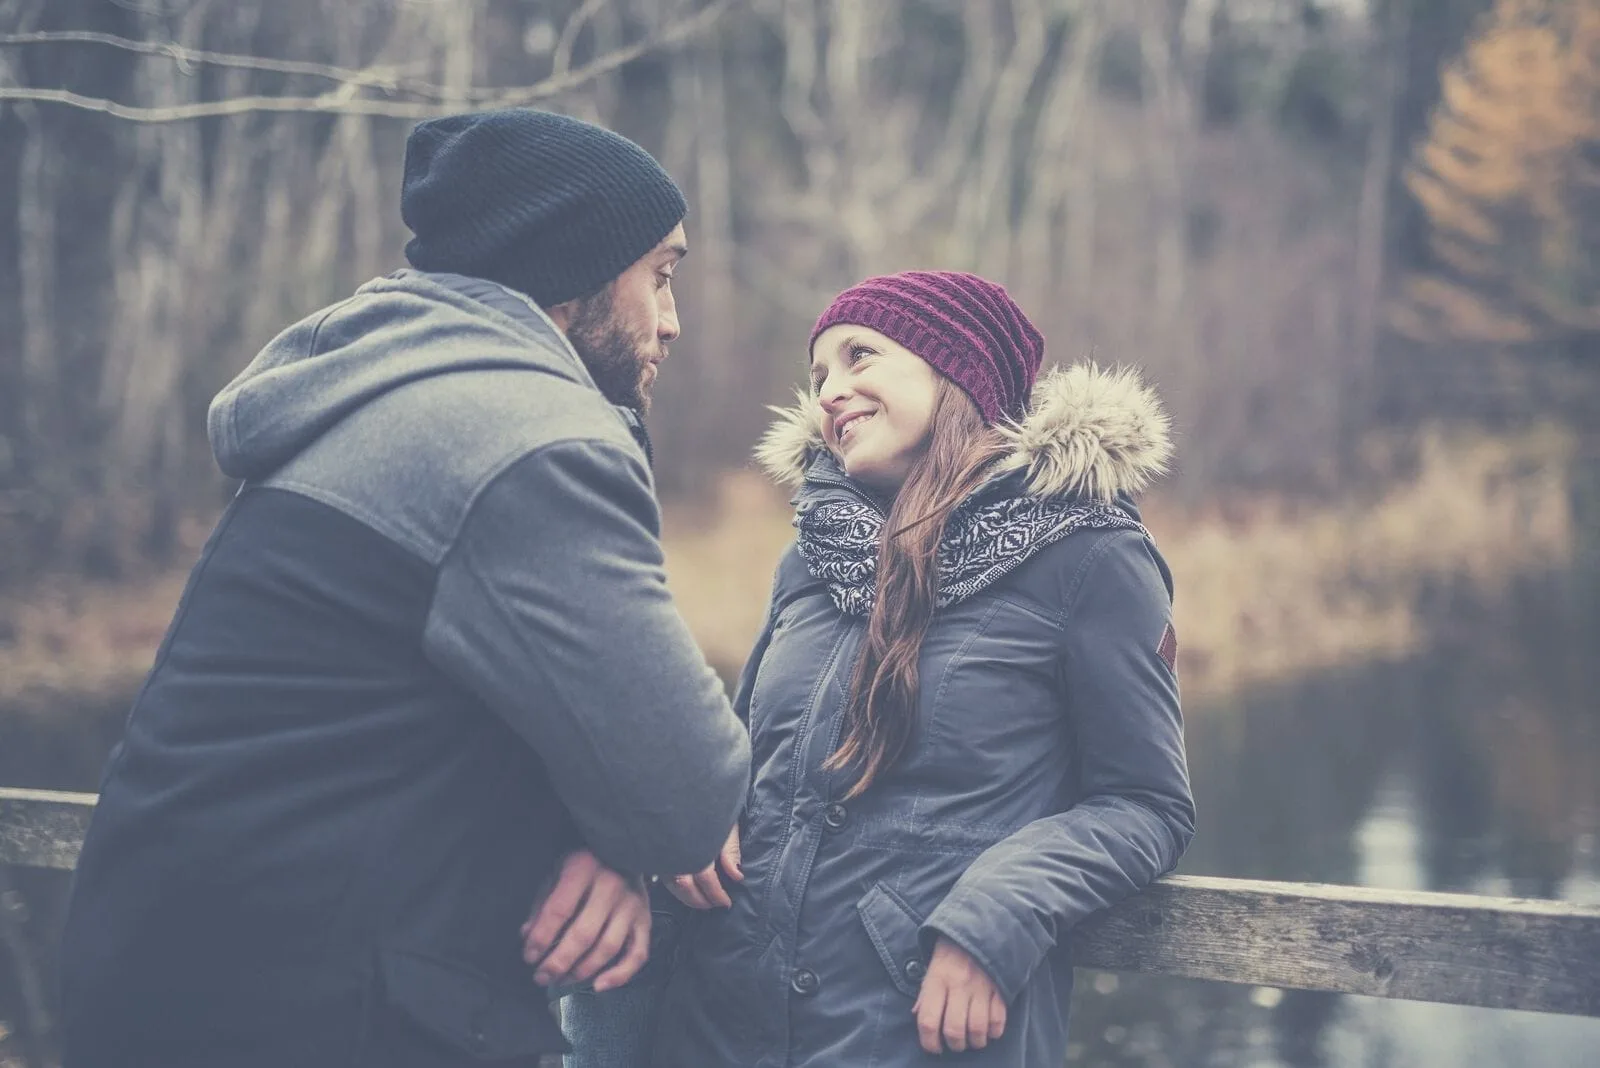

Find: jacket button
[904,959,927,983]
[823,803,849,831]
[790,968,821,996]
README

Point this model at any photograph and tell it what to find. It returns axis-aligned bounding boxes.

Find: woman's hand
[913,936,1007,1054]
[663,824,743,909]
[521,849,651,993]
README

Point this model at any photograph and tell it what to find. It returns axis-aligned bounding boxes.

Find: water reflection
[1334,778,1600,1068]
[1069,567,1600,1066]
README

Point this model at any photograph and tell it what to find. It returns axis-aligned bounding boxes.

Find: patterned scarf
[796,492,1147,617]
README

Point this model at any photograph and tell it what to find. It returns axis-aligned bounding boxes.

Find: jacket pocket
[855,882,929,1000]
[368,948,570,1065]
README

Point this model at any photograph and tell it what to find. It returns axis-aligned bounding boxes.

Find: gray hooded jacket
[652,366,1195,1068]
[60,270,749,1068]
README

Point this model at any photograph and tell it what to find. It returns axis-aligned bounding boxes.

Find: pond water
[1067,569,1600,1067]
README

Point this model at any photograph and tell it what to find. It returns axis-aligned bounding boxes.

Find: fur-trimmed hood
[755,364,1173,503]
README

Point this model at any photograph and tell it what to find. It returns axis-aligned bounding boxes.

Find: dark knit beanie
[401,108,688,307]
[809,271,1045,424]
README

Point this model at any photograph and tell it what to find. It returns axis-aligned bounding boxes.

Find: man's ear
[544,298,577,334]
[545,282,613,335]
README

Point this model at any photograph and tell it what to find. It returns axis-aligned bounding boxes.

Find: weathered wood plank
[0,787,97,870]
[5,789,1599,1017]
[1071,874,1600,1017]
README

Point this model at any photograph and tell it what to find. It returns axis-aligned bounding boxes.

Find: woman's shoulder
[773,540,812,590]
[967,358,1175,607]
[992,520,1172,619]
[766,540,829,611]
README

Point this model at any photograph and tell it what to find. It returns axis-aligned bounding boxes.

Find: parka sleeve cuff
[921,888,1048,1004]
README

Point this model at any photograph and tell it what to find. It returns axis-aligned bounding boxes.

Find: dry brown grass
[0,570,191,715]
[660,472,800,678]
[662,424,1579,701]
[0,424,1577,713]
[1152,424,1576,698]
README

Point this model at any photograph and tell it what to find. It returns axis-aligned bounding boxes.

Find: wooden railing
[3,786,1598,1021]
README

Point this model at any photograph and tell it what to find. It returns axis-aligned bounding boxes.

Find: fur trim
[755,387,826,488]
[993,364,1173,501]
[754,364,1172,502]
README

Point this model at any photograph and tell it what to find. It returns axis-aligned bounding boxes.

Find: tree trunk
[1349,3,1409,459]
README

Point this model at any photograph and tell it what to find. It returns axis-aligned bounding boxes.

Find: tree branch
[0,0,736,123]
[0,30,444,98]
[553,0,612,78]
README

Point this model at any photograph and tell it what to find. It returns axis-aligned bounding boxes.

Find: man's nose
[659,305,680,344]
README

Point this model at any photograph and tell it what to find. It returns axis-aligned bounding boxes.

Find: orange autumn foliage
[1394,0,1600,347]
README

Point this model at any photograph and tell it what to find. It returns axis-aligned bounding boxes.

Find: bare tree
[1016,2,1107,314]
[0,0,740,576]
[0,0,1424,580]
[1349,1,1409,439]
[0,0,737,121]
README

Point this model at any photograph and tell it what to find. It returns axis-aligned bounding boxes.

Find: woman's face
[810,324,941,494]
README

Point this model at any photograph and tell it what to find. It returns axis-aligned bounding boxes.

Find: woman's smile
[835,409,879,446]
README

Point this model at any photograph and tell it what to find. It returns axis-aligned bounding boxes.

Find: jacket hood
[208,271,594,481]
[755,363,1173,503]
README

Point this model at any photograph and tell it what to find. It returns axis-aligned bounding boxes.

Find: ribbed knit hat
[809,271,1045,424]
[401,108,688,307]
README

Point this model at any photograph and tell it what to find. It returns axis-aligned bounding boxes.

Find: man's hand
[913,936,1007,1054]
[521,849,650,993]
[663,825,742,910]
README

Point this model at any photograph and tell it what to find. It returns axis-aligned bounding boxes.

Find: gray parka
[651,366,1196,1068]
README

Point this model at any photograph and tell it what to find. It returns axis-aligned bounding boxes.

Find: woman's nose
[818,378,852,412]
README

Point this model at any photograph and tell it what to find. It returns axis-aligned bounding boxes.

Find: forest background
[1,1,1598,1066]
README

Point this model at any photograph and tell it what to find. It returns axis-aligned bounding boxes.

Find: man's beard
[566,287,655,413]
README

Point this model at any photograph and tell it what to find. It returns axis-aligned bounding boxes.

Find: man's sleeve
[422,439,750,877]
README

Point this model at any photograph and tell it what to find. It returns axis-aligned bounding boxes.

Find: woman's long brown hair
[823,377,1011,798]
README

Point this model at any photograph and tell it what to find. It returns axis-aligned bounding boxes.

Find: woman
[657,270,1193,1066]
[575,269,1194,1067]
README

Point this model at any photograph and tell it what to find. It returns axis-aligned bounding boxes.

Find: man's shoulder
[260,364,645,569]
[410,364,639,461]
[340,271,642,468]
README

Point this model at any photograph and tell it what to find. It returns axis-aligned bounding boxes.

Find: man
[59,109,749,1068]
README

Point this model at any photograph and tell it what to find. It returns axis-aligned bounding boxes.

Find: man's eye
[656,272,673,289]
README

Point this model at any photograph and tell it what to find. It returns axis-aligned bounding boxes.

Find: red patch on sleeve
[1157,623,1178,673]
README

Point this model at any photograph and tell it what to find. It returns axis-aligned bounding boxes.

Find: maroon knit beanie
[808,270,1045,424]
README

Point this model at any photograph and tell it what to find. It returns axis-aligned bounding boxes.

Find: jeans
[558,903,683,1068]
[560,981,662,1068]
